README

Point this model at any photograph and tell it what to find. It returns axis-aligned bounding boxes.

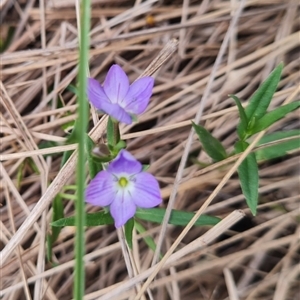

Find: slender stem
[74,0,90,299]
[107,117,120,147]
[113,121,120,146]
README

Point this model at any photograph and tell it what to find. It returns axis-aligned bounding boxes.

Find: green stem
[107,117,120,147]
[113,121,120,146]
[74,0,90,299]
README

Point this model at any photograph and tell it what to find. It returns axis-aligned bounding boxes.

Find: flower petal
[88,77,131,124]
[122,77,154,114]
[99,101,132,124]
[85,171,116,207]
[109,191,137,227]
[103,65,130,104]
[87,78,110,109]
[131,172,162,208]
[108,150,142,175]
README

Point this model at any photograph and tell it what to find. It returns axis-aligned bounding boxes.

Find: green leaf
[124,218,134,249]
[27,158,40,175]
[0,26,15,53]
[142,164,150,171]
[39,140,58,150]
[85,134,103,179]
[244,63,283,122]
[66,119,79,143]
[135,208,220,226]
[250,101,300,135]
[61,146,73,167]
[115,140,127,152]
[91,155,113,164]
[51,195,65,239]
[61,117,76,135]
[90,142,113,163]
[230,94,248,140]
[257,129,300,145]
[256,138,300,161]
[192,122,227,162]
[66,84,79,96]
[235,141,259,215]
[256,130,300,160]
[59,193,77,201]
[52,208,220,228]
[47,142,74,261]
[46,235,54,263]
[16,161,25,189]
[60,108,77,144]
[47,195,65,261]
[51,211,114,227]
[134,220,162,258]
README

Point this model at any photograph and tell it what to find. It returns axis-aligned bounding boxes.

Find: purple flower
[85,149,162,228]
[87,64,154,124]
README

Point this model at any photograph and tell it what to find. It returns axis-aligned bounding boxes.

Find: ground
[1,0,299,299]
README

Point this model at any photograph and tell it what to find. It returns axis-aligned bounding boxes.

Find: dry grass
[1,0,299,299]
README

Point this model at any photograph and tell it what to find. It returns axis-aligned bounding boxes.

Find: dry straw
[1,0,299,299]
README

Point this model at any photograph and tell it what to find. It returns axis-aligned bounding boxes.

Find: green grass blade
[74,0,91,298]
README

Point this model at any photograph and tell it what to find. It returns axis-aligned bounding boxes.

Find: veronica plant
[49,36,298,299]
[52,64,220,252]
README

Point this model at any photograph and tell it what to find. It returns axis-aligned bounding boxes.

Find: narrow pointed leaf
[85,134,103,179]
[66,119,78,143]
[47,147,72,261]
[52,209,220,228]
[66,84,79,96]
[250,101,300,135]
[134,221,162,258]
[0,26,15,52]
[257,129,300,145]
[47,194,65,261]
[51,211,114,227]
[245,63,283,121]
[16,161,25,189]
[230,94,248,139]
[28,158,40,174]
[51,195,65,239]
[61,147,74,164]
[192,122,227,162]
[235,141,259,215]
[256,130,300,160]
[38,141,59,158]
[135,208,220,226]
[124,218,134,249]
